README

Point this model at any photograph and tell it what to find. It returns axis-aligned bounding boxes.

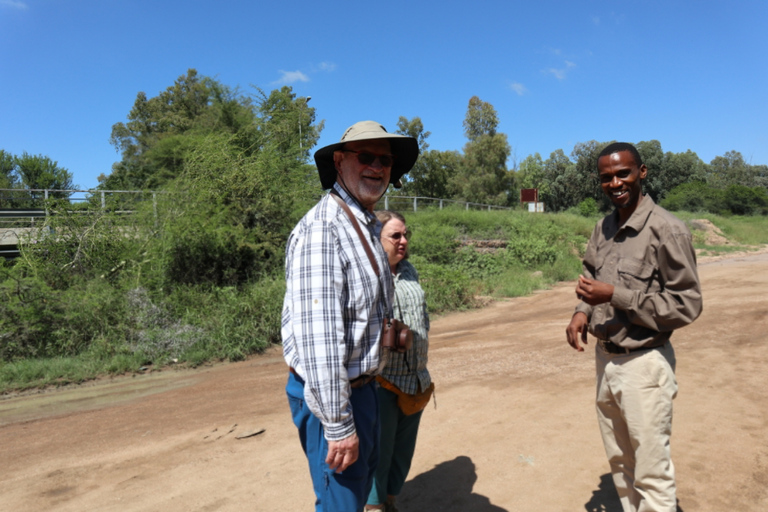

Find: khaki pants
[595,343,678,512]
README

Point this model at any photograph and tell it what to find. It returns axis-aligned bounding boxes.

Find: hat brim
[314,133,419,190]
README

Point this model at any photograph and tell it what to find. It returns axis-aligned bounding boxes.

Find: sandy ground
[1,249,768,512]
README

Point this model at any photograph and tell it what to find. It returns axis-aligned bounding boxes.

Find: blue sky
[2,0,767,190]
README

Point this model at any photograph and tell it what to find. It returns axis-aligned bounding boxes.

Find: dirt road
[2,251,767,512]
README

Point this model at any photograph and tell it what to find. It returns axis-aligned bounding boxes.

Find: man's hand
[575,275,614,306]
[326,432,359,473]
[566,312,589,352]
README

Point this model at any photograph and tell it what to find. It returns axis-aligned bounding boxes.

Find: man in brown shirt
[566,142,702,512]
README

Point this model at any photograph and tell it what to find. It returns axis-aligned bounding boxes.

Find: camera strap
[331,193,381,277]
[330,193,393,319]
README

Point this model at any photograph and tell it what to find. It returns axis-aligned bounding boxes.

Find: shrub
[661,182,726,214]
[576,197,600,217]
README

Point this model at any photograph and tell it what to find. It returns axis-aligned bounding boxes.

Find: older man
[566,142,703,512]
[283,121,419,511]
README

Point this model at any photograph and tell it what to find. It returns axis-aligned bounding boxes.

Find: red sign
[520,189,538,203]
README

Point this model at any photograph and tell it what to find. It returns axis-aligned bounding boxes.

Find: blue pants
[286,371,380,512]
[367,386,424,506]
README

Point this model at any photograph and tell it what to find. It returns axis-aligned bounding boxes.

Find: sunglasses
[385,230,411,242]
[342,150,395,168]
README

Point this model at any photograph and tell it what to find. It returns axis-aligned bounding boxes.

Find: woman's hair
[375,210,409,260]
[375,209,406,226]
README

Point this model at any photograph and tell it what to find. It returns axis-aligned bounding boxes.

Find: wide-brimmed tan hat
[314,120,419,190]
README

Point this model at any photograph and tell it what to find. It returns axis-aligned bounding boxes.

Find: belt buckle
[598,339,630,355]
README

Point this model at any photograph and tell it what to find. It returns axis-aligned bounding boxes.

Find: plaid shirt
[380,260,431,395]
[282,184,393,441]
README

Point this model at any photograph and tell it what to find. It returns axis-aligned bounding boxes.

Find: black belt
[597,339,659,355]
[289,367,375,389]
[349,374,376,388]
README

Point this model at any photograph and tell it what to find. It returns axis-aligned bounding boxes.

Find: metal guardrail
[378,195,512,212]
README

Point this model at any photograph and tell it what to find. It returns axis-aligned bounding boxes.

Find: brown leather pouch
[377,376,435,416]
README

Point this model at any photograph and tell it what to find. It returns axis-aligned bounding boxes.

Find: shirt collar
[614,194,656,233]
[331,183,379,229]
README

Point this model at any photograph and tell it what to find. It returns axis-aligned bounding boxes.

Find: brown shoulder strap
[331,193,380,277]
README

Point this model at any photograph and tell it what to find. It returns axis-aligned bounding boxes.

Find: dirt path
[2,251,767,512]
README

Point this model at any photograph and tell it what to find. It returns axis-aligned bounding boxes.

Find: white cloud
[273,70,310,85]
[1,0,28,9]
[510,82,528,96]
[318,62,336,72]
[545,61,576,80]
[592,16,600,25]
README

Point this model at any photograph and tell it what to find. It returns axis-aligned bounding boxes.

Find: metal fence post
[384,196,389,210]
[413,197,417,212]
[101,191,106,209]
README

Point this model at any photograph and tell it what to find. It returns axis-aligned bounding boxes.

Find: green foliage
[413,261,476,314]
[104,70,320,191]
[660,181,724,213]
[660,181,768,216]
[504,235,558,267]
[576,197,600,217]
[454,97,513,206]
[399,149,462,199]
[516,153,546,194]
[0,151,75,207]
[724,184,768,215]
[0,73,322,390]
[151,132,317,287]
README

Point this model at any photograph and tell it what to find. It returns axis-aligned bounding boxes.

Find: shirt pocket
[617,257,656,293]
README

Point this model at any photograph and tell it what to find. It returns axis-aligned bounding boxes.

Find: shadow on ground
[398,455,507,512]
[584,473,622,512]
[583,473,685,512]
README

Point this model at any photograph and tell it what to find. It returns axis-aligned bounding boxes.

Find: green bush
[724,185,768,215]
[576,197,600,217]
[661,182,726,214]
[415,261,476,314]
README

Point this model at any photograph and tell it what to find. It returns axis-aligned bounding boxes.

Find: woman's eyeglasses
[386,230,411,242]
[342,150,395,168]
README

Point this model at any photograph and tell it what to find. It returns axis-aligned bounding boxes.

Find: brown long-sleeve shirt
[575,196,703,349]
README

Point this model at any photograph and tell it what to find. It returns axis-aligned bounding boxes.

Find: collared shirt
[380,260,431,395]
[282,184,393,441]
[575,196,703,349]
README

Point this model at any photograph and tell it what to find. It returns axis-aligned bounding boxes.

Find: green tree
[753,164,768,188]
[401,149,462,199]
[255,87,321,165]
[570,140,608,207]
[652,149,707,201]
[454,96,513,205]
[14,152,75,200]
[104,69,319,191]
[636,140,665,201]
[540,149,577,212]
[463,96,499,142]
[395,116,430,153]
[724,184,768,215]
[661,181,726,214]
[516,153,545,192]
[708,151,754,188]
[0,150,19,208]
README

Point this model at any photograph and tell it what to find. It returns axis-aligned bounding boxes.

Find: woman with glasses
[366,210,433,512]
